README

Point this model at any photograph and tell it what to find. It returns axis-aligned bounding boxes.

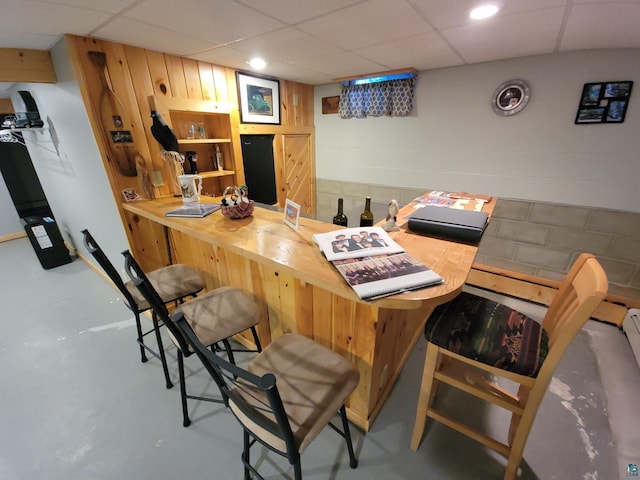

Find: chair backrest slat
[537,253,607,382]
[121,249,194,355]
[173,312,299,459]
[542,253,607,347]
[82,229,138,311]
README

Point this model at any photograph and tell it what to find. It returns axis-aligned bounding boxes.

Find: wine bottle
[359,196,374,227]
[332,198,348,227]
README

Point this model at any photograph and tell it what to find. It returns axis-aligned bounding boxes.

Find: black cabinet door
[240,134,277,205]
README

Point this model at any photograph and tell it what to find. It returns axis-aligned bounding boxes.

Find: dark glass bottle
[359,196,374,227]
[186,151,198,173]
[332,198,348,227]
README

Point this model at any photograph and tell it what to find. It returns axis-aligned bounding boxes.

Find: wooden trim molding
[0,232,27,243]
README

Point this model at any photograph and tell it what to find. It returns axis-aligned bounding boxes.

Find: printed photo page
[312,226,405,261]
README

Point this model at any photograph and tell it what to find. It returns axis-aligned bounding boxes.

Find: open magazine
[312,227,404,261]
[313,227,443,300]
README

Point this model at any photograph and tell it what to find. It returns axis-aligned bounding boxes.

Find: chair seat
[125,264,205,311]
[425,292,549,377]
[231,333,360,453]
[175,286,260,346]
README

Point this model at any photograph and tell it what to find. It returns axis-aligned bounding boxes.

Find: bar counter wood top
[122,193,494,431]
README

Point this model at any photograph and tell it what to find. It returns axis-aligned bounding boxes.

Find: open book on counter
[165,203,221,218]
[313,227,444,300]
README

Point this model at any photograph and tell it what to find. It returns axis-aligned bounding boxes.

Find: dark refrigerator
[240,134,277,205]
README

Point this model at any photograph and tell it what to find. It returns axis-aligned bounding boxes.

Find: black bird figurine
[150,110,179,152]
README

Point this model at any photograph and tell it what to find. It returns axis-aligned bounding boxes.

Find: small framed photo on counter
[575,81,633,124]
[283,198,300,231]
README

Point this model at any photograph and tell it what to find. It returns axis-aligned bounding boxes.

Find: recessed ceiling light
[248,57,266,70]
[470,4,500,20]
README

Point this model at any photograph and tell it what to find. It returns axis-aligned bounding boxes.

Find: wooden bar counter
[122,194,493,431]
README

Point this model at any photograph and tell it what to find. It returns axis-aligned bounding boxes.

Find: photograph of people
[334,253,429,286]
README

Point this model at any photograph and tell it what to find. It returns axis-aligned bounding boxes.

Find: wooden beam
[0,48,56,83]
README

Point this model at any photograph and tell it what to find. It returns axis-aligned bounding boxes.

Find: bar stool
[82,229,205,388]
[123,249,263,427]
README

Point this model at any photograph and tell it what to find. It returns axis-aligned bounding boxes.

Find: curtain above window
[339,77,415,118]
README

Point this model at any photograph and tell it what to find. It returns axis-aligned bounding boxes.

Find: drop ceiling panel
[235,0,365,24]
[124,0,285,45]
[355,32,463,71]
[94,18,220,56]
[443,8,565,64]
[245,60,335,85]
[189,46,255,71]
[41,0,139,14]
[294,51,388,79]
[228,28,342,63]
[2,1,111,37]
[0,32,61,51]
[409,0,567,29]
[561,3,640,51]
[298,0,433,51]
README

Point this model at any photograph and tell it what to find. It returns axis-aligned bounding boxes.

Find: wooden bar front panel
[123,197,491,430]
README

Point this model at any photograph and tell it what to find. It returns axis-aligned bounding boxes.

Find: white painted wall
[315,49,640,213]
[2,38,128,264]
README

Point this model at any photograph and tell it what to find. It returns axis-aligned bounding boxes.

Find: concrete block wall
[316,179,640,300]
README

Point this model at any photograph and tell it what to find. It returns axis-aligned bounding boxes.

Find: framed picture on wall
[575,81,633,124]
[236,72,280,125]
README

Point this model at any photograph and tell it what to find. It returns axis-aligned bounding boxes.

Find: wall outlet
[151,170,164,187]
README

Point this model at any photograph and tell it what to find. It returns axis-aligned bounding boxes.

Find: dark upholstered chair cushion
[425,292,549,377]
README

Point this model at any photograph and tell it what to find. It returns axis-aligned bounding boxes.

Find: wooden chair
[123,249,262,427]
[169,310,360,480]
[82,229,205,388]
[410,253,608,480]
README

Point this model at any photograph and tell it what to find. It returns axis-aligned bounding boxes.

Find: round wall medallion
[492,79,531,116]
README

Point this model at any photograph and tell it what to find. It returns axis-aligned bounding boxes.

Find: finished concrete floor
[1,236,639,479]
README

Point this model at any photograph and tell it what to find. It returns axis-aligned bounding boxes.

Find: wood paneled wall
[65,34,316,253]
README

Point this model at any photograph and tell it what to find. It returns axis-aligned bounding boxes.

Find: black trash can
[21,216,73,270]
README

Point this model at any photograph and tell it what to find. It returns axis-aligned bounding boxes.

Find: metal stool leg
[152,311,173,389]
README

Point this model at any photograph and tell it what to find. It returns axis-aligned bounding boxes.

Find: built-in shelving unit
[149,96,239,196]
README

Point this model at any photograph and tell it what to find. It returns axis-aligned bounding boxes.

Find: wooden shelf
[198,170,235,179]
[177,138,231,145]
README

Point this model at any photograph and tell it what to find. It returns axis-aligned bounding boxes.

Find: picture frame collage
[575,81,633,124]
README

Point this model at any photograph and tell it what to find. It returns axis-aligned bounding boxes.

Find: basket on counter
[221,185,254,219]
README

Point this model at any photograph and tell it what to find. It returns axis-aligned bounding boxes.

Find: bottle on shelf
[359,196,374,227]
[332,198,348,227]
[186,151,198,173]
[215,144,223,171]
